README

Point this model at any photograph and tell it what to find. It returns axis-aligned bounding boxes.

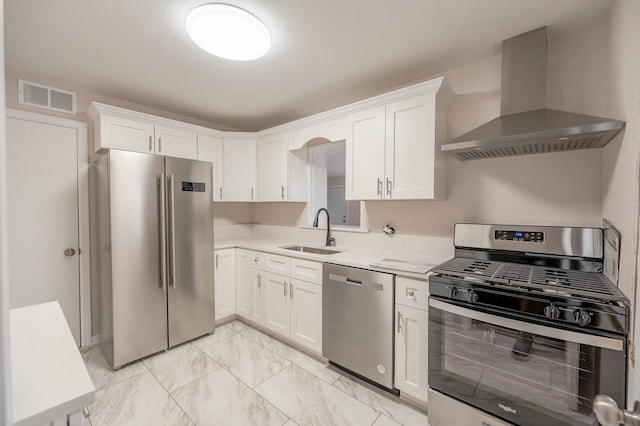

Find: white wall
[602,0,640,405]
[0,0,12,422]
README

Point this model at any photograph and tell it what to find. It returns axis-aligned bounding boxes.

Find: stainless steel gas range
[428,224,629,426]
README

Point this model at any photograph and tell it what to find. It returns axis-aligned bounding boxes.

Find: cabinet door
[155,125,197,159]
[263,272,291,337]
[99,115,155,153]
[290,279,322,353]
[394,304,428,402]
[345,106,386,200]
[223,138,256,201]
[385,93,436,199]
[198,134,224,201]
[251,270,266,325]
[214,249,236,320]
[257,133,289,201]
[235,249,252,319]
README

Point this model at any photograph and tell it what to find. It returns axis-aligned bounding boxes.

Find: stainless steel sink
[279,245,342,255]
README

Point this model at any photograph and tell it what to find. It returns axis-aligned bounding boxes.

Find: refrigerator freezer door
[109,150,168,367]
[165,157,215,347]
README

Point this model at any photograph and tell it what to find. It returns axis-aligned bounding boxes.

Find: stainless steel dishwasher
[322,263,397,393]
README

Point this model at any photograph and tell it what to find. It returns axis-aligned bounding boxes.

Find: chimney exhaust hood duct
[442,27,624,161]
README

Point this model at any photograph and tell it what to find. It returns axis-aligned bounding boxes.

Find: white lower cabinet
[250,270,266,325]
[214,249,236,320]
[394,277,428,403]
[290,278,322,353]
[236,251,322,354]
[236,249,253,318]
[264,271,291,335]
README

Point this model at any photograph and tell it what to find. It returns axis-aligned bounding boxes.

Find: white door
[214,249,236,320]
[385,93,436,200]
[257,133,288,201]
[263,272,290,337]
[155,124,197,159]
[394,304,428,402]
[7,114,85,345]
[197,134,224,201]
[235,249,252,319]
[251,270,265,325]
[290,279,322,353]
[345,106,386,200]
[223,138,256,201]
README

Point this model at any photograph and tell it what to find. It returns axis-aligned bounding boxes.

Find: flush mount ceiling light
[186,4,271,61]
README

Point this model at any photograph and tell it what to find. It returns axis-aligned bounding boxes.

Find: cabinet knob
[64,248,76,257]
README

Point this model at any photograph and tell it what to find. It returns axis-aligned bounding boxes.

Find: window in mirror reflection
[309,140,361,228]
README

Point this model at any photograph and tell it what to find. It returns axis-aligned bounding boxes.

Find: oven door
[428,297,626,426]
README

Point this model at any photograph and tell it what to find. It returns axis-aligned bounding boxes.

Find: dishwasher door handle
[329,273,362,286]
[328,273,384,291]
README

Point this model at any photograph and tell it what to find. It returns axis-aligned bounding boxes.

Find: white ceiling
[5,0,613,131]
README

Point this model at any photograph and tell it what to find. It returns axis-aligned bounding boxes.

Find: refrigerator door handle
[158,173,167,292]
[168,173,177,290]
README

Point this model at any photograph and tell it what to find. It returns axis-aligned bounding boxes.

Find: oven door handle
[429,298,624,352]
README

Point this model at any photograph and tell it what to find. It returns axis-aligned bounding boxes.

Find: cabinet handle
[258,274,262,288]
[397,311,403,333]
[377,178,382,196]
[281,185,285,200]
[148,136,152,152]
[251,187,254,201]
[215,253,219,269]
[290,283,294,299]
[158,137,162,152]
[254,257,259,265]
[386,178,392,197]
[219,187,223,199]
[284,281,287,297]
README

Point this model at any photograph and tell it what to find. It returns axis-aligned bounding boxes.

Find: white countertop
[215,238,448,281]
[11,302,95,426]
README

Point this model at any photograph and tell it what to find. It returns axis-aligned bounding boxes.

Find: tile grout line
[146,362,198,425]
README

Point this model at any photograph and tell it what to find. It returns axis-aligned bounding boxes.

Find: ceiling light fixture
[186,4,271,61]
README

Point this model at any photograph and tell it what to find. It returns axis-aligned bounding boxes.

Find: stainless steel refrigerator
[95,149,214,368]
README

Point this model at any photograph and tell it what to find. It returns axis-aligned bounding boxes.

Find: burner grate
[432,258,627,302]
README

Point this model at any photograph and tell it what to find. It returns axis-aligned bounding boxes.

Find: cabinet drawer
[254,252,291,275]
[290,258,323,285]
[395,276,428,311]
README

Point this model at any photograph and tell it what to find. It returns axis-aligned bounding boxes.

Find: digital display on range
[495,230,544,242]
[182,182,206,192]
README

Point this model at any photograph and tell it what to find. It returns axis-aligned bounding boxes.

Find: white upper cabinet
[344,78,451,201]
[257,133,289,201]
[345,106,386,200]
[197,134,224,201]
[385,92,441,199]
[223,138,256,201]
[154,124,197,159]
[89,102,196,159]
[93,113,155,154]
[256,132,307,202]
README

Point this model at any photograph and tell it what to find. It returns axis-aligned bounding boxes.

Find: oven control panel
[495,230,544,242]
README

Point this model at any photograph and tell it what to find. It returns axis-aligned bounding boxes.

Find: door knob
[594,395,640,426]
[64,248,76,257]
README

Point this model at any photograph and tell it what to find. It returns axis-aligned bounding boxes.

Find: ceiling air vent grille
[18,79,76,114]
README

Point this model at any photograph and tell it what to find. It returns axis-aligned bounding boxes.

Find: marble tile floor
[80,321,430,426]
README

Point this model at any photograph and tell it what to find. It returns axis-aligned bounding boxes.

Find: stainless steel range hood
[442,27,625,161]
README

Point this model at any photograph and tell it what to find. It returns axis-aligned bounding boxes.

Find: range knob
[447,286,458,298]
[466,291,479,304]
[574,309,592,327]
[543,304,561,320]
